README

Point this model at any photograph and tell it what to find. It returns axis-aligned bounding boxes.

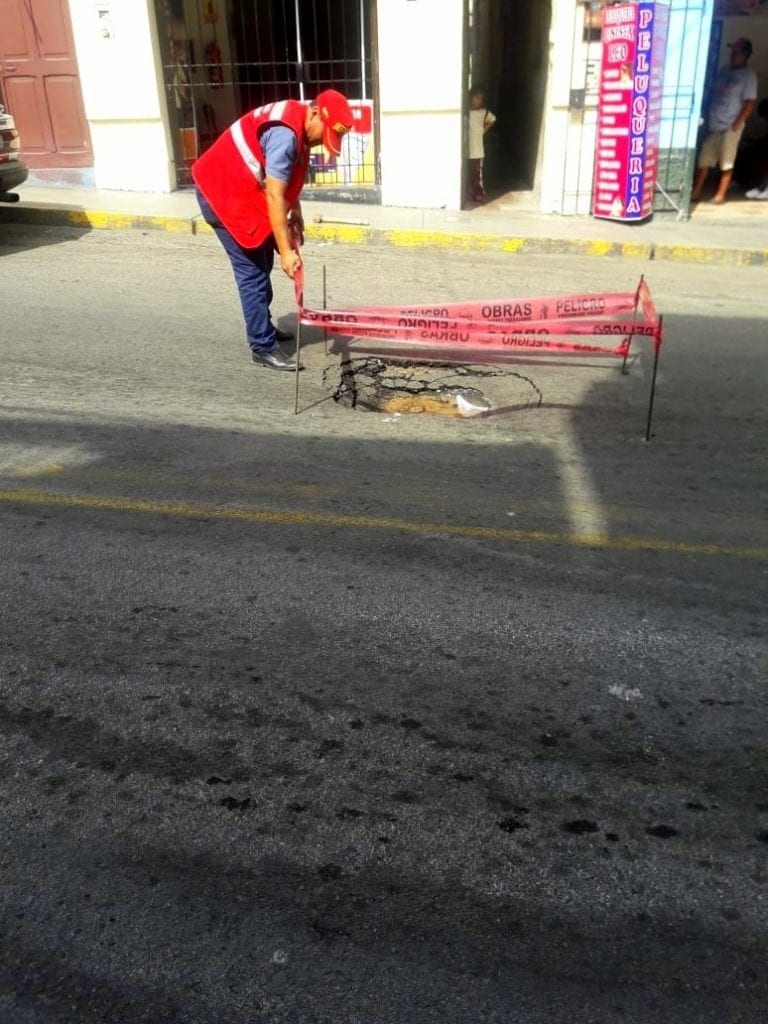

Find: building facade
[2,1,766,218]
[539,0,743,218]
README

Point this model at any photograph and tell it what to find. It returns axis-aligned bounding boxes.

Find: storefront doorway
[465,0,552,205]
[153,0,378,196]
[694,4,768,214]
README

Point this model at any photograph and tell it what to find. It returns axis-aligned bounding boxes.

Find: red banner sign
[593,1,669,222]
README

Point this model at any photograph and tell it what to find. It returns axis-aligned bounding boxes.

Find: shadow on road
[0,407,765,1022]
[0,218,92,256]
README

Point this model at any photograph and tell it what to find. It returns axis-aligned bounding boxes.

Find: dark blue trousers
[196,189,277,352]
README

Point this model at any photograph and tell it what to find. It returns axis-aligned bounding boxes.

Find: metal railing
[154,0,377,195]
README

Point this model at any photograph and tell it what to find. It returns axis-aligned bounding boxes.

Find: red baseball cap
[316,89,355,156]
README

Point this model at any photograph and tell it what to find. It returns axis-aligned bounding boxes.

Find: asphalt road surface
[0,224,766,1024]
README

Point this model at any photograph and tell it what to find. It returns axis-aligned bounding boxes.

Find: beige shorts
[698,126,745,172]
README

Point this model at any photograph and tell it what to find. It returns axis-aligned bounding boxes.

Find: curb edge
[2,203,766,267]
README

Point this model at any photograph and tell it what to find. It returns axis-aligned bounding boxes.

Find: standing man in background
[193,90,355,370]
[692,38,757,205]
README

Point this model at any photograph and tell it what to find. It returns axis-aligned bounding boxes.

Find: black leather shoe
[274,327,295,342]
[251,345,303,371]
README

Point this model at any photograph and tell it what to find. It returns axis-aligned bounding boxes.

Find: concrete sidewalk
[2,182,767,267]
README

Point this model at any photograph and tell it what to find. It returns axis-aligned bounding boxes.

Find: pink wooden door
[0,0,92,167]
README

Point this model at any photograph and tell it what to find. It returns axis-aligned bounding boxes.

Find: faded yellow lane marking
[0,463,65,478]
[0,487,764,560]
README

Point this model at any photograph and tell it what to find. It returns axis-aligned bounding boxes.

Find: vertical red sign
[593,1,669,222]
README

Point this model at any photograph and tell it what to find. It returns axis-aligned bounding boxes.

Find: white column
[68,0,175,192]
[376,0,464,209]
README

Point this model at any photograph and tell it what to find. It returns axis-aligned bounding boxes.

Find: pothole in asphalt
[323,358,543,417]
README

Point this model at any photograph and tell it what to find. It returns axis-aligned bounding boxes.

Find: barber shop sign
[593,1,670,222]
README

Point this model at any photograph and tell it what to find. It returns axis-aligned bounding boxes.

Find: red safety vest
[192,99,310,249]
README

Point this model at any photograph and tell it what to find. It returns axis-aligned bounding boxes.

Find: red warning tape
[294,273,662,357]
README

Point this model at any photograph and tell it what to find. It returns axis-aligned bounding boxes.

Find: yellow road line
[0,487,764,560]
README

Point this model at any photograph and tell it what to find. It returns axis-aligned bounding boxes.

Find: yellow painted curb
[0,204,194,235]
[3,202,766,267]
[305,224,371,245]
[653,243,768,267]
[303,224,655,260]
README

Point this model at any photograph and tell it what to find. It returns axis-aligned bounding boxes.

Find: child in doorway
[468,86,496,204]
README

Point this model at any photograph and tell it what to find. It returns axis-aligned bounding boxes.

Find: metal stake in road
[323,264,328,357]
[294,319,302,415]
[313,215,370,226]
[645,313,663,442]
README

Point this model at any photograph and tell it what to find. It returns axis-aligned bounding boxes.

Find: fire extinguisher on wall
[203,1,223,89]
[205,40,223,89]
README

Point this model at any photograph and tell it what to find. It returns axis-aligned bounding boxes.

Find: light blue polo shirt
[258,125,298,183]
[709,66,758,132]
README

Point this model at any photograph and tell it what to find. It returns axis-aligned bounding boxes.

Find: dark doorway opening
[467,0,552,205]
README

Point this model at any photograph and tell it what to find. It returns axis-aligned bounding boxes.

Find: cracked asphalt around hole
[0,224,766,1024]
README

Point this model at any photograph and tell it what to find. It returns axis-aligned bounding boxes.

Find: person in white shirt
[467,86,497,204]
[739,98,768,199]
[692,38,758,204]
